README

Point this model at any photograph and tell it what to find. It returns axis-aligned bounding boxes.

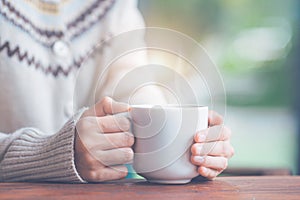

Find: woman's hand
[74,97,134,182]
[190,111,234,180]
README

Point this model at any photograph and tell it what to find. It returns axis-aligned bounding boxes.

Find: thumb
[84,97,129,117]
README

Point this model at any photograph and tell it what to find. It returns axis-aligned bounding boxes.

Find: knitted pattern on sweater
[0,0,144,182]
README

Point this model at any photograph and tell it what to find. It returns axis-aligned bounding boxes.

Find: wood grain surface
[0,176,299,200]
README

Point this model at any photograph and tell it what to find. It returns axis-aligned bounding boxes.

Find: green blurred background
[138,0,299,174]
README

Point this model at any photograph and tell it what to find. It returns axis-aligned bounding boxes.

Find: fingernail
[196,146,202,154]
[194,156,204,164]
[198,134,206,142]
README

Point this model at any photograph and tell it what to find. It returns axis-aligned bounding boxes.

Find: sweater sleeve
[0,108,87,183]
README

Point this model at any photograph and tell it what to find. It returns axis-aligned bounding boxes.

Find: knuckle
[101,96,112,106]
[102,97,113,113]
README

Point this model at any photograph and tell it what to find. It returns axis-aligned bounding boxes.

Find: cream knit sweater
[0,0,165,182]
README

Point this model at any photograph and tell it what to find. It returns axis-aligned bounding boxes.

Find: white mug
[129,105,208,184]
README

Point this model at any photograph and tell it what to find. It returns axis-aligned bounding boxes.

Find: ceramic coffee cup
[129,105,208,184]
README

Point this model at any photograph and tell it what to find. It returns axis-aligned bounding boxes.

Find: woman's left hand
[190,111,234,180]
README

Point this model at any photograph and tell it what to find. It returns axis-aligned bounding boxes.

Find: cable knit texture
[0,0,148,182]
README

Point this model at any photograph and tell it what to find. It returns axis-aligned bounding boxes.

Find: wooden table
[0,176,299,200]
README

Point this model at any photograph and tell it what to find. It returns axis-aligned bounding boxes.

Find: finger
[96,115,130,133]
[191,156,228,171]
[85,165,128,182]
[86,97,129,117]
[94,148,134,166]
[89,132,134,151]
[194,125,231,143]
[191,141,234,158]
[208,110,223,126]
[197,166,221,180]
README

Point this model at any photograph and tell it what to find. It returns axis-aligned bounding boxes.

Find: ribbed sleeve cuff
[0,108,88,183]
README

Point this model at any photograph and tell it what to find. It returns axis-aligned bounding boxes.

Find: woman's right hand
[74,97,134,182]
